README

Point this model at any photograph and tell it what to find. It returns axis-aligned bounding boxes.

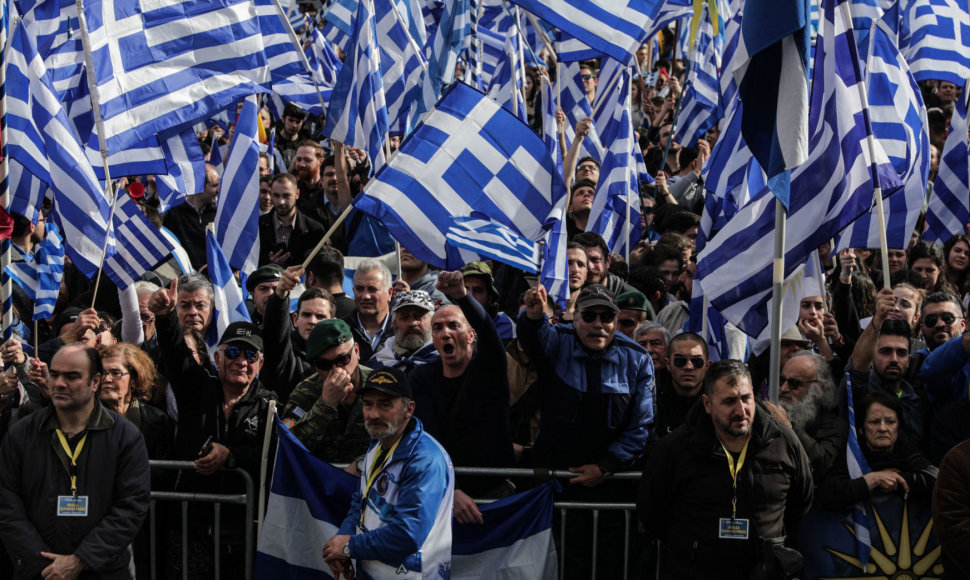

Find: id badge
[57,496,88,517]
[718,517,749,539]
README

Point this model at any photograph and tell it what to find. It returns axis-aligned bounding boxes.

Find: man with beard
[847,293,926,447]
[257,173,326,268]
[411,272,515,524]
[918,292,970,411]
[764,351,848,478]
[563,243,589,320]
[292,140,349,253]
[366,291,439,372]
[573,232,637,296]
[638,360,812,580]
[322,368,453,580]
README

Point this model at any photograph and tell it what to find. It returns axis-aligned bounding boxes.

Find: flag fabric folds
[672,3,723,147]
[322,0,389,172]
[899,0,970,85]
[204,228,252,355]
[355,82,568,295]
[733,0,811,205]
[214,96,262,274]
[101,196,179,291]
[5,223,65,321]
[79,0,269,153]
[446,217,541,273]
[156,128,208,212]
[924,81,969,244]
[844,372,874,567]
[375,0,430,136]
[695,0,901,336]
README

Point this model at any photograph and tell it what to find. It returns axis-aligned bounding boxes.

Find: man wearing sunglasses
[282,319,373,465]
[654,333,710,438]
[518,283,654,579]
[920,292,970,414]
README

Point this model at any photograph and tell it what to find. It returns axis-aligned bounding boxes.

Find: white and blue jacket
[338,417,454,579]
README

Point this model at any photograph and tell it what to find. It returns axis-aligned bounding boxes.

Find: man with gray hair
[148,272,216,377]
[343,259,393,361]
[764,350,847,478]
[634,321,670,374]
[366,290,439,372]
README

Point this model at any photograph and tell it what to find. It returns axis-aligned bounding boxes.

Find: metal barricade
[147,460,256,580]
[456,467,643,580]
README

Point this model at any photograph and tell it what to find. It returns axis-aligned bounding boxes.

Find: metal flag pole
[767,202,786,403]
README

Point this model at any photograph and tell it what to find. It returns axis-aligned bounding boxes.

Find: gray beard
[783,395,820,431]
[394,333,429,355]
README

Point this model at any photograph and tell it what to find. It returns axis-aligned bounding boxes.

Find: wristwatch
[342,543,351,558]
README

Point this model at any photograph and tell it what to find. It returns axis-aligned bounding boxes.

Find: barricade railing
[147,460,256,580]
[456,467,642,580]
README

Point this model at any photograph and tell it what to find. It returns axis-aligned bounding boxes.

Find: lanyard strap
[360,438,402,525]
[718,437,750,520]
[55,429,87,498]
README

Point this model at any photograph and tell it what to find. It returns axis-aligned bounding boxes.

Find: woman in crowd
[818,391,938,510]
[942,234,970,299]
[909,240,953,294]
[99,342,173,459]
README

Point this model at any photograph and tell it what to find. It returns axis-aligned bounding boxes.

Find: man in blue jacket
[323,367,453,579]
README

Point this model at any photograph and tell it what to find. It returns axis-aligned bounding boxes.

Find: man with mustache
[366,291,439,372]
[518,283,654,579]
[322,368,453,579]
[638,360,813,579]
[847,289,926,448]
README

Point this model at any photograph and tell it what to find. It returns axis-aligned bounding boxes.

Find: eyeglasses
[780,376,818,390]
[140,313,155,325]
[104,369,130,379]
[617,318,639,328]
[580,310,616,324]
[581,74,594,81]
[223,345,260,362]
[314,351,354,371]
[672,355,705,369]
[642,207,657,215]
[97,322,113,333]
[924,312,958,327]
[577,164,598,172]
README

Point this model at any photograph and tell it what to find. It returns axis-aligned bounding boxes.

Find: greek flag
[102,196,178,291]
[540,81,570,308]
[423,0,471,107]
[214,96,262,275]
[255,416,358,579]
[204,228,252,357]
[485,35,527,123]
[587,61,642,256]
[308,25,343,87]
[446,217,541,273]
[843,372,873,567]
[376,0,430,136]
[835,15,929,251]
[899,0,970,85]
[322,0,389,172]
[510,0,669,64]
[924,81,969,244]
[672,3,723,147]
[6,161,49,225]
[558,61,605,164]
[734,0,811,205]
[355,82,568,296]
[5,14,114,281]
[5,223,64,321]
[695,0,901,336]
[255,0,328,117]
[79,0,268,153]
[701,108,762,235]
[718,0,743,115]
[156,128,207,212]
[321,0,356,52]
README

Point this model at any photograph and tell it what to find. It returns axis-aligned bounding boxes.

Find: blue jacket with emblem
[517,314,655,473]
[338,416,454,579]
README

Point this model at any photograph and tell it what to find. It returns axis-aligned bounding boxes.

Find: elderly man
[343,260,393,362]
[322,368,453,579]
[634,321,670,374]
[148,273,216,378]
[411,272,515,523]
[281,319,373,464]
[764,351,848,478]
[367,290,439,372]
[518,283,654,579]
[638,360,813,580]
[0,344,150,580]
[654,332,710,438]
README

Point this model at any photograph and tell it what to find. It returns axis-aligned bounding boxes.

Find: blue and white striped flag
[5,14,114,281]
[835,15,929,251]
[672,3,723,147]
[160,226,196,275]
[587,61,642,256]
[102,196,178,291]
[322,0,389,171]
[558,61,605,164]
[256,0,329,117]
[446,217,540,273]
[6,161,49,226]
[476,2,515,88]
[376,0,431,136]
[156,128,207,212]
[899,0,970,85]
[718,0,743,117]
[540,80,570,308]
[254,416,359,578]
[510,0,670,65]
[321,0,356,52]
[308,24,343,87]
[485,35,527,123]
[422,0,471,111]
[701,107,763,238]
[355,82,568,296]
[695,0,901,336]
[924,81,969,244]
[5,223,64,321]
[734,0,811,205]
[214,96,262,275]
[843,372,873,567]
[204,228,252,357]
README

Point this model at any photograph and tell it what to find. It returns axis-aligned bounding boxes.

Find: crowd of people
[0,40,968,580]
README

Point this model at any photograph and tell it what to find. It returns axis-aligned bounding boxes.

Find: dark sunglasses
[314,351,354,371]
[224,345,259,362]
[924,312,958,327]
[581,74,594,81]
[580,310,617,324]
[780,376,818,390]
[672,355,705,369]
[617,318,639,328]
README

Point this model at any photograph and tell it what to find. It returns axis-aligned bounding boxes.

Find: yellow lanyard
[55,429,87,498]
[718,437,750,520]
[360,438,402,525]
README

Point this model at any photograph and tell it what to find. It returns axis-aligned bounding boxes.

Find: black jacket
[818,440,938,510]
[261,292,314,404]
[637,400,813,580]
[257,210,326,268]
